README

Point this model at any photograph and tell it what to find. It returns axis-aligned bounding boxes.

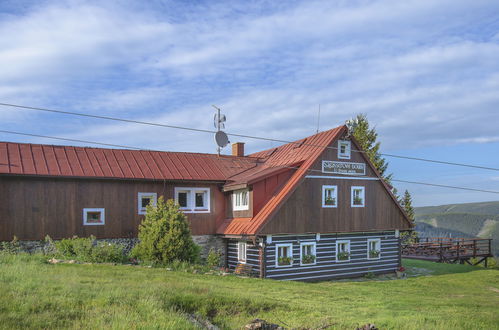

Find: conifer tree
[400,190,418,243]
[131,197,200,264]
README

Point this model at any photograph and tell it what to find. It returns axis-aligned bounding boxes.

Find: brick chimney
[232,142,245,157]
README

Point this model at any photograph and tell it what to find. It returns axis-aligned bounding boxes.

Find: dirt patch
[488,287,499,293]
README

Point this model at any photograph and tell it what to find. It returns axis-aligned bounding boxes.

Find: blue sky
[0,0,498,206]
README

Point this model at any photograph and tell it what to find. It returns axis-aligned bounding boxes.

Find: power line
[1,101,498,172]
[1,129,498,195]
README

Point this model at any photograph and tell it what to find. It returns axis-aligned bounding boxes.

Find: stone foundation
[192,235,226,259]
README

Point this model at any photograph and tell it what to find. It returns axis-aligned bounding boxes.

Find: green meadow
[0,254,498,329]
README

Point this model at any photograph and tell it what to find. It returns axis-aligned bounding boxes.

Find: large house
[0,125,412,280]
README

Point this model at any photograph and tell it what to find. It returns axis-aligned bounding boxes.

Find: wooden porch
[402,237,493,266]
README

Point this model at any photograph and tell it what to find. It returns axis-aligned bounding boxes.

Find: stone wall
[192,235,226,259]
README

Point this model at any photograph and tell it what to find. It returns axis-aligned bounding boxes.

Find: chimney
[232,142,245,157]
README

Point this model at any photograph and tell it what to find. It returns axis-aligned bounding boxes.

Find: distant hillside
[414,201,499,256]
[416,200,499,216]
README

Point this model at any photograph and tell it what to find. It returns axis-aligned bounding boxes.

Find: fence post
[439,242,443,262]
[473,239,477,257]
[456,241,460,263]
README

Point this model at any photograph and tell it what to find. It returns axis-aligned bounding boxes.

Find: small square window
[338,140,351,159]
[237,241,247,263]
[336,240,350,262]
[368,239,381,260]
[300,242,316,265]
[83,208,105,226]
[351,186,365,207]
[322,185,338,208]
[138,192,157,215]
[276,243,293,267]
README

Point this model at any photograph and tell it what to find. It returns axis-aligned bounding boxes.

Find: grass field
[0,254,498,329]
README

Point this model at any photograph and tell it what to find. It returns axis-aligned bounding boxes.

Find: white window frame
[174,187,210,213]
[233,189,249,211]
[351,186,365,207]
[367,238,381,260]
[83,208,105,226]
[338,140,351,159]
[237,241,247,263]
[336,240,350,262]
[322,185,338,208]
[300,241,317,266]
[138,192,157,215]
[275,243,293,268]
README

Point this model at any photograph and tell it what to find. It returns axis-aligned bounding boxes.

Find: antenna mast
[212,105,229,156]
[316,104,321,134]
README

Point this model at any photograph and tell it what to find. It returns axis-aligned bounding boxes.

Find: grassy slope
[415,201,499,216]
[1,254,498,329]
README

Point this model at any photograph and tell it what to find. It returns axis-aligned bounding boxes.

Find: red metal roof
[218,126,347,235]
[0,142,259,181]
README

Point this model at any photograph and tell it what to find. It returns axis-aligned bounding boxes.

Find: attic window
[138,192,157,215]
[83,208,105,226]
[174,187,210,213]
[233,189,249,211]
[338,140,351,159]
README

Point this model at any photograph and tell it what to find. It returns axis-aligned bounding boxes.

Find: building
[0,125,412,280]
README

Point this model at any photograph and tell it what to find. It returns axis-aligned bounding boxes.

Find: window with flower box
[138,192,157,215]
[300,242,316,265]
[351,186,365,207]
[83,208,105,226]
[367,238,381,260]
[336,240,350,262]
[276,243,293,267]
[322,185,338,208]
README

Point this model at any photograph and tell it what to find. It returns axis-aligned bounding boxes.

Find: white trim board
[305,175,379,180]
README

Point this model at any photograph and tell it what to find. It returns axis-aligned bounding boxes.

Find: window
[367,239,381,260]
[276,243,293,267]
[233,189,249,211]
[336,240,350,262]
[300,242,316,265]
[351,186,365,207]
[338,140,351,159]
[237,241,247,263]
[322,185,338,208]
[83,208,105,226]
[138,192,157,215]
[174,187,210,213]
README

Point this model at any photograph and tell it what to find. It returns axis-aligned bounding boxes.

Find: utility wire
[1,101,498,172]
[1,129,498,195]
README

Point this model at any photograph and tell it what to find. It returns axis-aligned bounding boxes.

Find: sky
[0,0,498,207]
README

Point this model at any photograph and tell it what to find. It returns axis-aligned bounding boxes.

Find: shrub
[54,236,126,263]
[131,197,200,264]
[206,248,222,268]
[0,236,21,254]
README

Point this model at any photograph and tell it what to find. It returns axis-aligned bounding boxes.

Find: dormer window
[338,140,351,159]
[174,187,210,213]
[233,189,249,211]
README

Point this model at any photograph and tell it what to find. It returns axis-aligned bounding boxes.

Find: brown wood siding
[0,176,225,240]
[258,134,410,235]
[252,169,293,216]
[225,189,253,218]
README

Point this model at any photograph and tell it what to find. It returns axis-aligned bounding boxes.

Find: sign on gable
[322,161,366,175]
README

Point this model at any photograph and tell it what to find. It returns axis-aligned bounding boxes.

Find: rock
[48,258,60,264]
[357,324,378,330]
[67,260,76,264]
[244,318,284,330]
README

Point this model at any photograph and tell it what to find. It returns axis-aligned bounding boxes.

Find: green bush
[131,197,200,265]
[206,248,222,268]
[54,236,126,263]
[0,236,21,254]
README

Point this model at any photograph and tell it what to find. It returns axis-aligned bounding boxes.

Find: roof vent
[232,142,245,157]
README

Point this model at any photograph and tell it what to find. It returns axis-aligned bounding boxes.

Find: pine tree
[400,190,418,243]
[131,197,200,264]
[346,114,392,184]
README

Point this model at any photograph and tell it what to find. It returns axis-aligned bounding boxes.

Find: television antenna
[212,105,229,155]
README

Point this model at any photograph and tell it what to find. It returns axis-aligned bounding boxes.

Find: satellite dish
[214,131,229,148]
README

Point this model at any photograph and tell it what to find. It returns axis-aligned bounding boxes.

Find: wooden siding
[225,189,253,218]
[264,232,399,281]
[252,169,293,216]
[227,239,261,275]
[0,176,225,240]
[258,133,410,234]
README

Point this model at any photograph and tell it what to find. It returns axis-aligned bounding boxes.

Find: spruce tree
[131,197,200,264]
[400,190,418,243]
[346,114,392,184]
